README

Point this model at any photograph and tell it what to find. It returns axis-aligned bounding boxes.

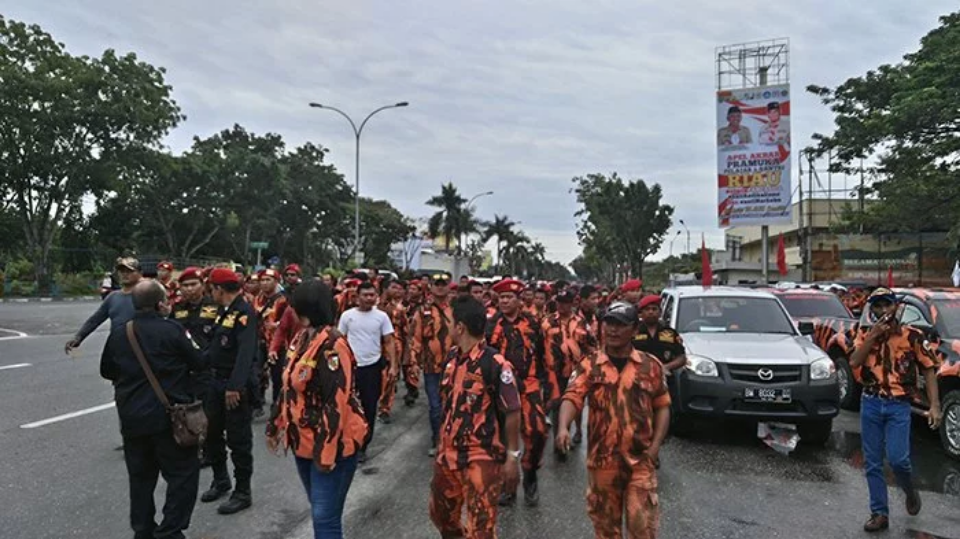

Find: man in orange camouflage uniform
[243,273,260,305]
[429,296,521,539]
[542,290,587,458]
[157,261,179,301]
[486,278,547,507]
[850,288,941,532]
[335,278,361,323]
[378,279,408,423]
[557,301,671,539]
[253,269,288,417]
[403,280,425,406]
[411,273,455,456]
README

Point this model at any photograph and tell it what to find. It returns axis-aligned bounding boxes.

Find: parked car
[765,288,860,409]
[661,286,841,446]
[821,287,960,460]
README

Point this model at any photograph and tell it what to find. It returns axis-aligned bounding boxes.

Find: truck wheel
[834,355,861,411]
[799,419,833,447]
[940,390,960,461]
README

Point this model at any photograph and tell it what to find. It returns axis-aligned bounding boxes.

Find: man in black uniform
[169,267,219,350]
[200,268,258,515]
[100,280,205,539]
[632,295,686,373]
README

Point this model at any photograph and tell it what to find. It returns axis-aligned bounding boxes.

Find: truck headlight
[685,354,719,377]
[810,357,836,380]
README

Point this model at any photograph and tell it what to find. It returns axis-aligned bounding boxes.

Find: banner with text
[716,84,792,227]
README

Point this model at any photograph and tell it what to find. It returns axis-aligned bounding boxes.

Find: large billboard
[716,84,792,227]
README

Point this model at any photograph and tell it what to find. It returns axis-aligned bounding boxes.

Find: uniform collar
[595,348,643,365]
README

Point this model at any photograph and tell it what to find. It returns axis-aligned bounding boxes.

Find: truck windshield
[777,294,853,319]
[677,297,797,334]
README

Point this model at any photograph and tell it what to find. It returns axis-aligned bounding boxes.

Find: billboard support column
[758,67,770,284]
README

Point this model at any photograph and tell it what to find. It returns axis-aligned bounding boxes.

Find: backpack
[478,346,508,446]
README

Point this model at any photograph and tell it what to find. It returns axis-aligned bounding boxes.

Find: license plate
[744,387,792,403]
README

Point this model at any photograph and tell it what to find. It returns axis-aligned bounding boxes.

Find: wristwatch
[508,449,523,460]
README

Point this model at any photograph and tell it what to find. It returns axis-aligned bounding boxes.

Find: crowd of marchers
[67,257,943,539]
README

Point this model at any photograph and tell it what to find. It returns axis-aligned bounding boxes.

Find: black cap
[767,102,780,110]
[602,301,638,325]
[727,105,742,115]
[556,290,576,304]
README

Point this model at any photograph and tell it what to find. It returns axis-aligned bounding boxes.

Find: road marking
[20,402,115,429]
[0,327,28,341]
[0,363,31,371]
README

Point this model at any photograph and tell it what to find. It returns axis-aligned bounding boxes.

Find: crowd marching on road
[64,256,951,539]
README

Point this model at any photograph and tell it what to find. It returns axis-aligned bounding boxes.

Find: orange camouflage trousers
[429,460,504,539]
[586,460,660,539]
[379,367,397,415]
[520,378,547,474]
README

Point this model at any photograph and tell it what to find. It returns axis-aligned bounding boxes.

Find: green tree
[807,11,960,238]
[483,214,518,273]
[357,198,415,268]
[572,173,674,279]
[426,182,468,253]
[0,17,182,287]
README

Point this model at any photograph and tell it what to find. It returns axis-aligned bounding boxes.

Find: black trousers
[356,357,386,450]
[204,379,254,493]
[123,430,200,539]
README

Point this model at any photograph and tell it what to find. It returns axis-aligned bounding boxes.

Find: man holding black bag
[100,280,206,539]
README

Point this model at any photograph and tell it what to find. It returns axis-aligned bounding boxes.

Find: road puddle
[829,431,960,497]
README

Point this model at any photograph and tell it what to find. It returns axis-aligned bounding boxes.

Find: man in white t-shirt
[338,281,397,463]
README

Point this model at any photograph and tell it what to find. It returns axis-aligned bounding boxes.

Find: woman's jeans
[295,455,359,539]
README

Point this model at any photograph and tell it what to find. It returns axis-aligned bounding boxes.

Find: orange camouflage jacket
[267,327,368,470]
[410,300,455,375]
[485,311,545,392]
[563,349,670,483]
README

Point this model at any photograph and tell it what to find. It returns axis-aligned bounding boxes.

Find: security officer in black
[100,280,204,539]
[632,295,686,373]
[200,268,258,515]
[169,266,219,350]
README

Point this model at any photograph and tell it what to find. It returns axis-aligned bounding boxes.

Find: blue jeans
[860,394,914,516]
[295,455,358,539]
[424,373,443,444]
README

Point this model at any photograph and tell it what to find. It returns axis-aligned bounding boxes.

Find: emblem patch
[500,368,514,385]
[220,335,229,347]
[175,310,188,319]
[326,352,340,371]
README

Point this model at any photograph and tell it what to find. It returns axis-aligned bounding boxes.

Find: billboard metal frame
[716,38,790,91]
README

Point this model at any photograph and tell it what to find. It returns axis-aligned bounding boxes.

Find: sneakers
[379,413,392,424]
[863,514,889,533]
[358,450,368,464]
[572,431,583,446]
[906,488,922,516]
[498,491,517,507]
[427,445,437,457]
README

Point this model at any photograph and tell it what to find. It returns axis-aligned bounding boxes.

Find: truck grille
[726,364,802,384]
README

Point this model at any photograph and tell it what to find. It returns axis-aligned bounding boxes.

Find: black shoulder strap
[479,346,498,396]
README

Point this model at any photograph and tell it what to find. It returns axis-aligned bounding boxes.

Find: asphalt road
[1,300,958,539]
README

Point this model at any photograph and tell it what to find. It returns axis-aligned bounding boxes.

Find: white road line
[0,327,28,341]
[0,363,31,371]
[20,402,115,429]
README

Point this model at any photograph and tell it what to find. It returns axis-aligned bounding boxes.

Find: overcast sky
[6,1,956,265]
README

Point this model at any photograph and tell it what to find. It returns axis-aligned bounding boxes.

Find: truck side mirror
[798,321,815,336]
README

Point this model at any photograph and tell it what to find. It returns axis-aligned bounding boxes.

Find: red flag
[777,233,788,276]
[701,234,713,287]
[886,266,894,288]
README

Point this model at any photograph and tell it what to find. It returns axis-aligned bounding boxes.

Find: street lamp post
[309,101,409,266]
[679,219,691,254]
[669,230,682,257]
[461,191,494,255]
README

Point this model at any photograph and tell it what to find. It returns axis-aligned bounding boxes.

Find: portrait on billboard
[758,101,790,146]
[717,105,753,147]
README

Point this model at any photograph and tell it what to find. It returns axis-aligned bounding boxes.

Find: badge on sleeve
[238,315,248,327]
[325,350,340,371]
[923,340,934,352]
[500,367,515,385]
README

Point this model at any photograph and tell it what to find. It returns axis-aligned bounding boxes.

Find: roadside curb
[0,296,97,303]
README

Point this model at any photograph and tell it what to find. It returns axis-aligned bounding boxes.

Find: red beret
[639,295,661,310]
[343,278,361,288]
[621,279,643,292]
[284,264,302,276]
[246,273,260,282]
[260,268,281,281]
[178,266,203,283]
[201,267,214,279]
[209,268,240,286]
[493,279,524,295]
[158,261,174,272]
[450,282,459,291]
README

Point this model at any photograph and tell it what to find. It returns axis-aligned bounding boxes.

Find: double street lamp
[309,101,409,266]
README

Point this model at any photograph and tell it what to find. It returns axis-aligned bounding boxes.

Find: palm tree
[503,230,531,276]
[426,182,467,253]
[483,214,517,273]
